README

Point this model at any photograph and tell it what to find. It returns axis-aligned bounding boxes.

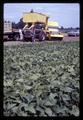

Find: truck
[67,30,80,37]
[47,21,64,40]
[3,21,20,41]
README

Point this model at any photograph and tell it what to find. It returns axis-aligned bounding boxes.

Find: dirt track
[4,36,79,46]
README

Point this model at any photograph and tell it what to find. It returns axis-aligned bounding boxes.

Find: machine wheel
[14,34,20,41]
[59,37,63,41]
[39,32,46,41]
[31,36,36,42]
[23,37,27,41]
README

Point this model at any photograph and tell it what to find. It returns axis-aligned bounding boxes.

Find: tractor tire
[39,32,46,41]
[14,34,20,41]
[31,36,35,42]
[59,37,63,41]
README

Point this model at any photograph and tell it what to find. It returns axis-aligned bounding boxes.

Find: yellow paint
[23,12,49,23]
[47,21,59,27]
[50,34,64,38]
[47,21,64,39]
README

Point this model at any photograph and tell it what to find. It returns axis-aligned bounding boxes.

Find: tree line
[12,18,25,29]
[4,19,79,30]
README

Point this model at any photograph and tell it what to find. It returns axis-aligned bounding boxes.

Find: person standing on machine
[19,29,23,40]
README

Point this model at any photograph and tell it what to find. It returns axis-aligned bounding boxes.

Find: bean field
[4,41,80,116]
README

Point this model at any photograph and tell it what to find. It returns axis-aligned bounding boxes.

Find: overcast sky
[4,3,80,28]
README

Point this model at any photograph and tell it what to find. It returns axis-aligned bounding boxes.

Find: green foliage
[4,41,79,116]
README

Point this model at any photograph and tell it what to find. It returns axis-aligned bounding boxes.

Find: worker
[19,29,23,40]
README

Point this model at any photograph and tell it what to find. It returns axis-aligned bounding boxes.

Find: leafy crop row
[4,41,79,116]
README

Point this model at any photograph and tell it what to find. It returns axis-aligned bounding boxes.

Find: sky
[4,3,80,28]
